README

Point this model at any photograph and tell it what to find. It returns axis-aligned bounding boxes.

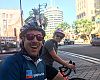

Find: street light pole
[20,0,23,27]
[38,4,41,27]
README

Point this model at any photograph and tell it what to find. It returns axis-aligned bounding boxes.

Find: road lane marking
[58,44,90,49]
[59,51,100,64]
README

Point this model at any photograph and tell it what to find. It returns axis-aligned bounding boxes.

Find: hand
[68,63,76,70]
[63,60,76,70]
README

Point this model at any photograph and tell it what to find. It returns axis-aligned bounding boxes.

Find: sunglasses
[25,34,43,41]
[56,34,64,39]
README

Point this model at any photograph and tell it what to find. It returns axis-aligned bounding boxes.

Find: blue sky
[0,0,76,25]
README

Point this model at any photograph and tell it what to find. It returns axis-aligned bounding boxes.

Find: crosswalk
[58,50,100,64]
[58,44,90,49]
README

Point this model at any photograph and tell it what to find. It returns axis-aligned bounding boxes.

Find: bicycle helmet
[54,28,65,37]
[20,17,45,39]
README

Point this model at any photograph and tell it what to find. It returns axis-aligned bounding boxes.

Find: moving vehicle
[64,39,74,45]
[90,37,100,46]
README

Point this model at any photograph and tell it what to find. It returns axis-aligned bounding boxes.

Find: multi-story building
[44,7,63,39]
[95,0,100,35]
[76,0,100,35]
[0,9,22,42]
[76,0,95,20]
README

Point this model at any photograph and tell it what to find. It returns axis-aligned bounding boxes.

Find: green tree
[40,13,48,30]
[73,19,95,41]
[73,20,81,34]
[56,22,70,31]
[32,8,39,16]
[25,8,48,30]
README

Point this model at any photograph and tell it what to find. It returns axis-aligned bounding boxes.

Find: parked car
[0,43,6,50]
[64,39,74,45]
[90,37,100,46]
[58,39,64,46]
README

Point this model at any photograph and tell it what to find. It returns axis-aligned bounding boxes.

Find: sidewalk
[53,51,100,80]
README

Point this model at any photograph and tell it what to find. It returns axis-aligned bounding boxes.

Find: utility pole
[20,0,23,27]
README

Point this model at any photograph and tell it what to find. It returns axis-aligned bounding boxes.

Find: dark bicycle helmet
[20,17,45,39]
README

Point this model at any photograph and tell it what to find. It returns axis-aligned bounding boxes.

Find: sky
[0,0,76,25]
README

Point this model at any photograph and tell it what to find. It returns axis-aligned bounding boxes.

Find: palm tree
[39,13,48,30]
[25,8,48,30]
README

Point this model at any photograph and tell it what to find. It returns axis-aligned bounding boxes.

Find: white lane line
[59,51,100,64]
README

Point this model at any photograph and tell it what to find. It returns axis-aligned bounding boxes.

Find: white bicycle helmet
[54,28,65,37]
[20,17,45,39]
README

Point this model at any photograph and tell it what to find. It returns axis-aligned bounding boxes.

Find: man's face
[54,33,64,42]
[23,30,43,57]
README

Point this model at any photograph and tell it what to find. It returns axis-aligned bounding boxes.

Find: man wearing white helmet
[0,18,65,80]
[41,28,75,69]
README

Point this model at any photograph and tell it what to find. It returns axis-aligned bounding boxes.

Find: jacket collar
[20,50,40,62]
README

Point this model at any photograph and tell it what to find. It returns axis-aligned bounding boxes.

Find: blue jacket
[0,51,46,80]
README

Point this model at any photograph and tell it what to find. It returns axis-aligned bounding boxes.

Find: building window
[2,13,6,19]
[10,14,13,18]
[91,10,94,14]
[92,16,95,21]
[3,20,7,28]
[6,14,8,18]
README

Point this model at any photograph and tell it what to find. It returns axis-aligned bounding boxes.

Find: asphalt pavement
[53,50,100,80]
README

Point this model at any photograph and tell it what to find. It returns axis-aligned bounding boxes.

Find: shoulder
[5,52,22,62]
[0,52,24,80]
[1,51,23,68]
[44,39,54,45]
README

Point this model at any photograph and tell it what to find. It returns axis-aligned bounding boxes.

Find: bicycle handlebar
[59,60,76,77]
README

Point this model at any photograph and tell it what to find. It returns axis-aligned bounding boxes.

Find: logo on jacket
[26,70,33,79]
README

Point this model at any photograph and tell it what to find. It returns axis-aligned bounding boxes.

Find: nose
[32,36,38,41]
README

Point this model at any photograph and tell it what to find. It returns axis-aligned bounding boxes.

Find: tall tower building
[44,7,63,38]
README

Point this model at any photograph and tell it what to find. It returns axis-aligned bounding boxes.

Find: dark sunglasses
[56,34,64,39]
[25,34,43,41]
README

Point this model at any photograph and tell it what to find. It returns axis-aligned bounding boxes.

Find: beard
[25,41,42,57]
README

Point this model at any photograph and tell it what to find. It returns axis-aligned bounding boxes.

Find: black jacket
[0,51,46,80]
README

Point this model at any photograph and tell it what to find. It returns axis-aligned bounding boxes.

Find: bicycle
[59,60,86,80]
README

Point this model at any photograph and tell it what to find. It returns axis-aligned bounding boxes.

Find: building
[94,0,100,35]
[76,0,100,36]
[44,7,63,39]
[0,9,22,42]
[76,0,95,20]
[76,0,100,21]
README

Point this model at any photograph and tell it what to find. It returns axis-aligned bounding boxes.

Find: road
[0,44,100,62]
[58,44,100,59]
